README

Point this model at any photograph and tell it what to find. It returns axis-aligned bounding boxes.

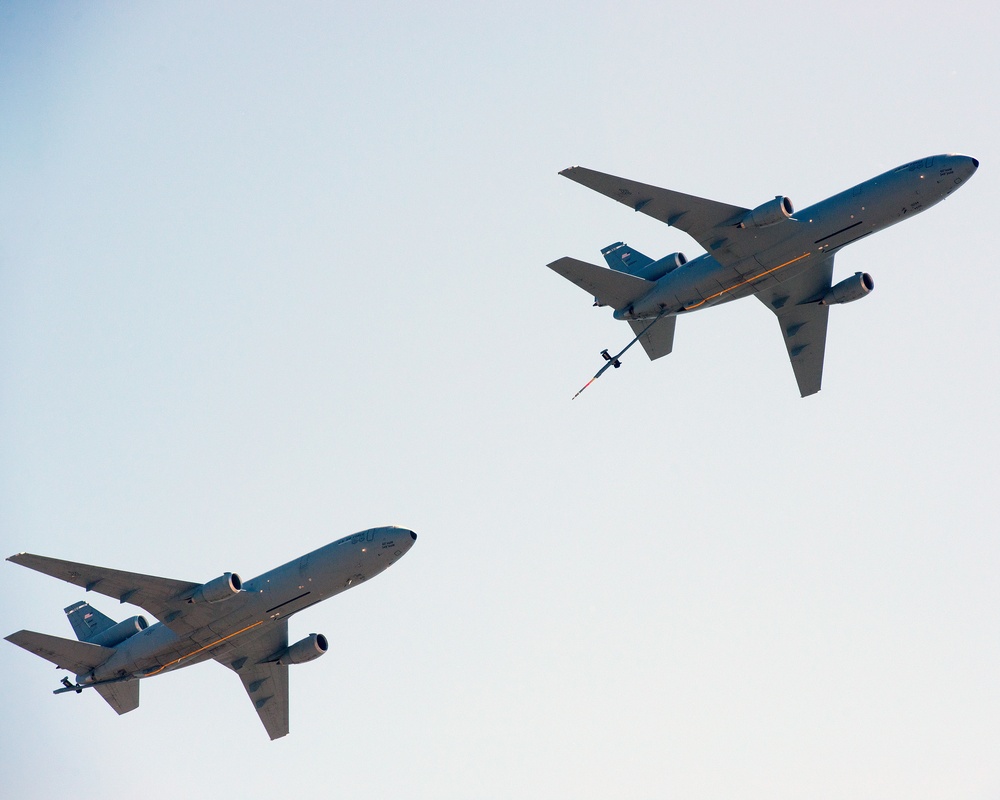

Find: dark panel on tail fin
[65,601,116,641]
[602,242,654,275]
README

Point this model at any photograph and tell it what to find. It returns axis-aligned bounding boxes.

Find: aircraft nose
[392,527,417,543]
[952,154,978,173]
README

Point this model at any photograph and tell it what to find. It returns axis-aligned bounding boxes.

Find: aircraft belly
[94,641,188,681]
[688,263,751,307]
[205,606,259,637]
[766,256,815,287]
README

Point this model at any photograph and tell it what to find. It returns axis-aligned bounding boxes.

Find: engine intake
[822,272,874,305]
[87,615,148,648]
[741,196,794,228]
[188,572,242,604]
[276,633,329,666]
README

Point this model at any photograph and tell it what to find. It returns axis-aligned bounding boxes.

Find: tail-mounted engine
[87,615,148,648]
[821,272,874,305]
[187,572,242,604]
[601,241,687,282]
[741,196,794,228]
[628,251,687,282]
[276,633,329,665]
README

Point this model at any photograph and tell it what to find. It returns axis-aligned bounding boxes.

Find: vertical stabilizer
[602,241,654,275]
[65,601,117,641]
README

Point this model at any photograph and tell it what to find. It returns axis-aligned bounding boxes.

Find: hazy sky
[2,3,998,798]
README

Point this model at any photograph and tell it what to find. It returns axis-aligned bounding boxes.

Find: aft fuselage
[615,154,978,320]
[82,526,416,684]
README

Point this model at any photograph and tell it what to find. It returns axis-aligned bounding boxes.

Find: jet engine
[87,615,148,648]
[188,572,242,604]
[631,252,687,282]
[821,272,874,305]
[276,633,329,665]
[741,196,794,228]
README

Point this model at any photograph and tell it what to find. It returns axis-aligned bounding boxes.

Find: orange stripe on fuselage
[143,620,265,677]
[682,251,812,311]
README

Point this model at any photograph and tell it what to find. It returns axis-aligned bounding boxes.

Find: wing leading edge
[560,167,752,260]
[755,256,836,397]
[6,553,215,637]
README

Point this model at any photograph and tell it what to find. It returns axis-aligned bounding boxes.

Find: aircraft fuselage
[614,154,978,320]
[82,526,415,684]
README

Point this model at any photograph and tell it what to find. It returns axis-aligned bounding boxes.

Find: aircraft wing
[629,316,676,361]
[6,553,217,637]
[214,621,291,740]
[755,256,836,397]
[560,167,752,261]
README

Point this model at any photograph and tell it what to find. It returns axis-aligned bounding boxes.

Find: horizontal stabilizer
[629,316,677,361]
[95,680,140,715]
[547,257,653,310]
[5,629,114,674]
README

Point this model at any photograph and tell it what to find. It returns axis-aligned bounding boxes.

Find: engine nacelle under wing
[821,272,874,305]
[188,572,242,604]
[741,196,794,228]
[87,615,149,648]
[276,633,329,666]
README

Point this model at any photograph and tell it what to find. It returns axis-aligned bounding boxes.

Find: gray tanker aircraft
[549,154,978,397]
[5,526,416,739]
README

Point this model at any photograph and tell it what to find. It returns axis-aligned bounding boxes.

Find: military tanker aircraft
[5,526,417,739]
[548,154,978,396]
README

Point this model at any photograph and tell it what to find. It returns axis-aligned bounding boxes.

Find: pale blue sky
[2,3,998,798]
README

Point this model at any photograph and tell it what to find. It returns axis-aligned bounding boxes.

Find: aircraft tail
[547,256,654,310]
[5,629,114,675]
[602,241,654,275]
[65,600,117,641]
[5,629,141,714]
